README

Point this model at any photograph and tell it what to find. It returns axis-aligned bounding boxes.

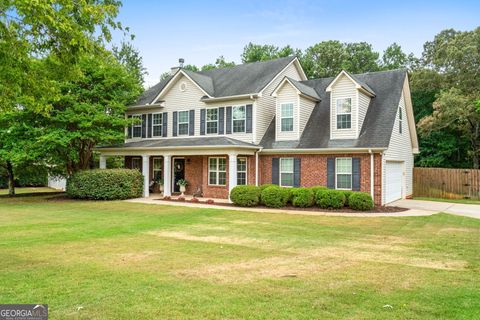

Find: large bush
[342,190,354,206]
[291,188,315,207]
[316,189,346,209]
[348,192,374,211]
[261,185,290,208]
[310,185,327,201]
[258,184,277,204]
[66,169,143,200]
[230,185,260,207]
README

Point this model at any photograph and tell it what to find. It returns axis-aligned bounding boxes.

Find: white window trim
[206,108,219,135]
[336,98,352,130]
[208,157,227,186]
[152,157,163,180]
[237,157,248,185]
[152,112,163,137]
[280,102,294,132]
[131,157,142,171]
[132,114,142,138]
[177,110,190,136]
[398,106,403,134]
[232,105,246,133]
[335,157,352,190]
[279,157,294,188]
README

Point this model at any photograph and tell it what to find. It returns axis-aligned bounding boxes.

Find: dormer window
[336,98,352,129]
[280,103,294,132]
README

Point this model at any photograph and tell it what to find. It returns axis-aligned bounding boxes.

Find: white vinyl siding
[275,81,299,141]
[382,92,413,204]
[299,96,316,136]
[255,62,303,144]
[358,91,371,134]
[330,74,358,139]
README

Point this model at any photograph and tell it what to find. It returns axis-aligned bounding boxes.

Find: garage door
[385,161,403,204]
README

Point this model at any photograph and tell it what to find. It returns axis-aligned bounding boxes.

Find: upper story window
[280,158,294,187]
[178,110,189,135]
[152,113,163,137]
[398,106,403,134]
[280,103,294,132]
[232,105,246,133]
[237,157,247,185]
[132,114,142,138]
[336,98,352,129]
[206,108,218,134]
[336,157,352,190]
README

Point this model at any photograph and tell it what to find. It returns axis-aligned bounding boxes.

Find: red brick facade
[125,153,382,205]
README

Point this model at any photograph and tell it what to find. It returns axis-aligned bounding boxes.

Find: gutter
[259,147,387,154]
[201,93,258,103]
[95,144,261,152]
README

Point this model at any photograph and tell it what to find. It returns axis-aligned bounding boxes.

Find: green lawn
[0,195,479,319]
[0,187,60,195]
[414,196,480,205]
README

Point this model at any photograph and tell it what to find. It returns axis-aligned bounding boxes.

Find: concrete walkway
[390,199,480,219]
[126,197,435,218]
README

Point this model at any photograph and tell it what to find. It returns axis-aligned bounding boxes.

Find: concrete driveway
[391,199,480,219]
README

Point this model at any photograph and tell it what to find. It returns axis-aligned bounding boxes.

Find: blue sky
[112,0,479,87]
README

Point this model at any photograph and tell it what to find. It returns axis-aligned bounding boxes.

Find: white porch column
[142,155,150,198]
[163,154,172,197]
[99,155,107,169]
[228,152,238,202]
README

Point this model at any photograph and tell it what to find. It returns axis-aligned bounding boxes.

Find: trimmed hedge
[348,192,374,211]
[259,184,277,204]
[230,185,261,207]
[261,186,291,208]
[310,186,328,201]
[342,190,354,206]
[291,188,314,207]
[316,189,346,209]
[66,169,143,200]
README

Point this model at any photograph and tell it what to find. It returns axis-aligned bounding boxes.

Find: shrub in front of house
[66,169,143,200]
[310,186,328,201]
[315,189,346,209]
[291,188,315,208]
[342,190,354,206]
[258,184,278,204]
[348,192,374,211]
[230,185,261,207]
[261,185,290,208]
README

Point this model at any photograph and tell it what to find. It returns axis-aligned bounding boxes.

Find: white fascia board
[259,148,387,154]
[151,69,213,103]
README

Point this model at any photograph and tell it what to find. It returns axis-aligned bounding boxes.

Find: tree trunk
[6,160,15,196]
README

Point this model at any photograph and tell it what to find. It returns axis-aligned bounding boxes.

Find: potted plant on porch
[176,179,188,196]
[156,178,164,193]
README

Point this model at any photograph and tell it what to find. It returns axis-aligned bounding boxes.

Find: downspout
[369,149,374,203]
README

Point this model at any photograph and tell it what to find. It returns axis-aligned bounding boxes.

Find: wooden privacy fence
[413,167,480,200]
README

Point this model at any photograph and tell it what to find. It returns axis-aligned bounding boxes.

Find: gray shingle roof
[133,56,296,105]
[98,137,258,149]
[285,77,320,100]
[260,69,407,149]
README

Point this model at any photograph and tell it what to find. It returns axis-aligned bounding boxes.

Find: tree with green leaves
[40,52,142,175]
[241,42,300,63]
[113,41,148,86]
[201,56,236,71]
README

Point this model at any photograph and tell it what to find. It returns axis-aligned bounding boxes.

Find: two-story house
[97,56,419,205]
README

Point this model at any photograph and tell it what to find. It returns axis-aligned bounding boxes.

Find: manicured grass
[414,196,480,205]
[0,195,479,319]
[0,187,60,195]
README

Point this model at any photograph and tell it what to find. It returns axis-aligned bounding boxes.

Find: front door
[173,158,185,193]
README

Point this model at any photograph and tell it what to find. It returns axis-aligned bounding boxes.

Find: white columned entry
[142,155,150,198]
[228,152,238,202]
[99,155,107,169]
[163,154,172,197]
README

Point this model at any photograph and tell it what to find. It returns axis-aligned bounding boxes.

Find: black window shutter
[327,158,335,189]
[272,158,279,185]
[172,111,178,137]
[352,158,361,191]
[246,104,253,133]
[141,114,147,138]
[162,112,168,137]
[200,109,206,135]
[189,110,195,136]
[127,115,132,139]
[226,106,232,134]
[293,158,301,187]
[147,114,152,138]
[218,107,225,134]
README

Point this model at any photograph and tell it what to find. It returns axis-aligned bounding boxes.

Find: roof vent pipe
[170,58,185,75]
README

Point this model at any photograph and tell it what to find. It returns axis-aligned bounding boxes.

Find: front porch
[98,148,258,199]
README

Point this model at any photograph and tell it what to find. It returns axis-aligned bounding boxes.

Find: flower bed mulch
[156,198,407,213]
